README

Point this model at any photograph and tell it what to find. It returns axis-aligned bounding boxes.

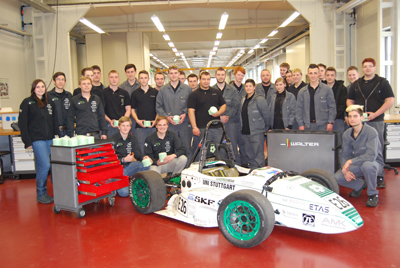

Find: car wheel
[129,170,167,214]
[301,169,339,194]
[217,190,275,248]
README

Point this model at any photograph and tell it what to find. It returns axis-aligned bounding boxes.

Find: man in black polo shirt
[347,57,395,188]
[67,77,107,139]
[47,72,72,137]
[131,70,158,152]
[188,71,226,159]
[103,70,131,138]
[73,67,105,105]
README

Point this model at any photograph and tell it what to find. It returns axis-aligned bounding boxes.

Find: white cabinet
[11,136,36,172]
[386,124,400,162]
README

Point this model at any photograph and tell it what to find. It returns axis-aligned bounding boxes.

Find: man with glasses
[347,58,394,188]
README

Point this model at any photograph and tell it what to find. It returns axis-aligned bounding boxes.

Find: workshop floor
[1,166,399,268]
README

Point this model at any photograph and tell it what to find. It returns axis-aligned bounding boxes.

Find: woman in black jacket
[19,79,59,204]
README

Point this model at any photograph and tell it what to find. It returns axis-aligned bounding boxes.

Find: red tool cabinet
[51,141,129,218]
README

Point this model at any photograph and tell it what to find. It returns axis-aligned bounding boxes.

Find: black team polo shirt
[131,86,158,128]
[187,86,226,129]
[103,87,130,120]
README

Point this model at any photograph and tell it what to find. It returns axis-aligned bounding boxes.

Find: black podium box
[267,130,340,175]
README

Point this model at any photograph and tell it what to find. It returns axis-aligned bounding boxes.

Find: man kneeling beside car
[334,105,384,207]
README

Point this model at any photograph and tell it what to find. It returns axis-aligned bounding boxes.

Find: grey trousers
[365,120,385,177]
[169,121,192,165]
[136,127,156,153]
[150,155,187,174]
[333,119,345,146]
[334,161,382,196]
[235,117,249,165]
[243,133,265,169]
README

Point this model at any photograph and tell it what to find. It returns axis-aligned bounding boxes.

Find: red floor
[1,167,400,268]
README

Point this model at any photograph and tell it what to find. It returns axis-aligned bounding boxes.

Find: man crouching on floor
[334,105,384,207]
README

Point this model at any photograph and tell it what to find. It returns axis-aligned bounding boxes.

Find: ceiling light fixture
[168,42,174,47]
[254,44,260,49]
[214,41,220,46]
[172,48,178,52]
[279,11,301,28]
[79,18,105,34]
[213,47,218,51]
[260,38,268,44]
[163,34,170,41]
[218,12,229,30]
[248,49,254,54]
[216,32,223,39]
[151,14,165,32]
[175,52,180,56]
[268,30,278,37]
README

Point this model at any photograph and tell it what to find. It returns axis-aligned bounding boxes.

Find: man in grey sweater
[156,65,192,163]
[334,105,384,207]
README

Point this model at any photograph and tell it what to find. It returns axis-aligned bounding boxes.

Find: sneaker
[366,195,379,207]
[349,180,367,197]
[377,176,386,189]
[44,193,54,202]
[37,194,53,204]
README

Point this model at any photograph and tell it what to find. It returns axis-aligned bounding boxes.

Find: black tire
[301,169,339,194]
[77,208,85,218]
[129,170,167,214]
[53,205,61,214]
[217,190,275,248]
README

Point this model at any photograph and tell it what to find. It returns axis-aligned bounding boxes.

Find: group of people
[19,57,394,208]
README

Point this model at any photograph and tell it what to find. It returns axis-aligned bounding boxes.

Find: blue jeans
[32,140,52,197]
[135,127,156,153]
[117,161,150,197]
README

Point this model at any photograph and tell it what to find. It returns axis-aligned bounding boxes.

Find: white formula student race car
[129,120,363,248]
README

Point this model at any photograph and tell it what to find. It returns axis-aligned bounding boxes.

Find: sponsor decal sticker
[309,204,329,214]
[281,140,319,147]
[203,179,236,190]
[322,217,346,229]
[302,213,315,227]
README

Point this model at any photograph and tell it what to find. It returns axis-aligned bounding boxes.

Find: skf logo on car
[302,214,315,227]
[280,140,319,147]
[193,196,215,206]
